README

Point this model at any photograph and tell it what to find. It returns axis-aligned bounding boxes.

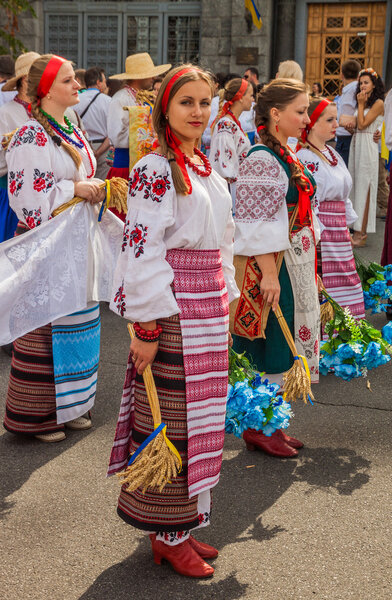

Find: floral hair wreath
[358,67,378,79]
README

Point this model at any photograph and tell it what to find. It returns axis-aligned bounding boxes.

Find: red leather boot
[188,535,219,559]
[276,428,304,449]
[149,535,214,578]
[243,428,298,458]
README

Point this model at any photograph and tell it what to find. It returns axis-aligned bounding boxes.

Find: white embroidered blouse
[6,118,96,228]
[209,117,251,183]
[110,153,239,322]
[234,146,292,256]
[296,145,358,230]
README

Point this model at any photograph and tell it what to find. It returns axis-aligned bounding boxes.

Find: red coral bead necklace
[182,147,212,177]
[306,139,338,167]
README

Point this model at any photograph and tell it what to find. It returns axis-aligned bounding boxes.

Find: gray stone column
[271,0,296,77]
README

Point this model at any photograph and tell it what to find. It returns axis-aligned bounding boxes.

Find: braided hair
[27,54,81,169]
[255,78,308,190]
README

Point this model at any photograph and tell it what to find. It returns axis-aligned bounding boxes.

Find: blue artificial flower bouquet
[355,258,392,313]
[319,290,391,381]
[226,348,292,438]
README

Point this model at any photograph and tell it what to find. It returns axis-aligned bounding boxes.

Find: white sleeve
[234,150,290,256]
[107,93,129,147]
[110,156,180,322]
[210,121,241,182]
[345,198,358,227]
[384,90,392,151]
[220,209,240,303]
[6,123,75,228]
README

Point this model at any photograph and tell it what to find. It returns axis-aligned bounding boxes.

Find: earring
[275,122,279,133]
[47,94,51,100]
[165,115,169,120]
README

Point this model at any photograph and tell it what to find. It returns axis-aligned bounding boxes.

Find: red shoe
[243,429,298,458]
[149,536,214,578]
[276,428,304,449]
[188,535,218,559]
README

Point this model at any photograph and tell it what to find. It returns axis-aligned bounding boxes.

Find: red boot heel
[149,536,214,578]
[245,441,256,451]
[243,428,298,458]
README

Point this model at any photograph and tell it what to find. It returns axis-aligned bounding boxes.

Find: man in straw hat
[0,52,40,243]
[106,52,170,215]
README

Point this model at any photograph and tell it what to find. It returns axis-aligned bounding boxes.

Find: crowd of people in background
[0,48,391,580]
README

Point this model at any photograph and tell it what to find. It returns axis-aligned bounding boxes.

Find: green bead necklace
[39,108,74,135]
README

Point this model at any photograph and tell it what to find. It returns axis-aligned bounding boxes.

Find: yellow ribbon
[162,424,182,470]
[283,354,312,402]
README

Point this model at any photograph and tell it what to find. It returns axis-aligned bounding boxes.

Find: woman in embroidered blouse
[0,52,40,244]
[297,98,365,319]
[108,65,238,579]
[3,55,105,443]
[231,79,320,458]
[209,78,253,211]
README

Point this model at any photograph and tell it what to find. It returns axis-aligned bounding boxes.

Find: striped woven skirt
[4,324,64,435]
[117,314,206,532]
[110,248,229,532]
[319,200,365,318]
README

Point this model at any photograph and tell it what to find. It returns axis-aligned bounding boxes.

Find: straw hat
[2,52,40,91]
[110,53,171,80]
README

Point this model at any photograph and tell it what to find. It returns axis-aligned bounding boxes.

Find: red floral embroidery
[8,170,24,197]
[303,161,318,174]
[33,169,54,193]
[130,223,148,258]
[314,339,319,355]
[301,235,311,252]
[10,124,48,149]
[299,325,311,342]
[217,120,237,136]
[114,281,126,316]
[129,164,171,203]
[22,207,42,229]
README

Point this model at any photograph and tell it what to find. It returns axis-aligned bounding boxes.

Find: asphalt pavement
[0,220,391,600]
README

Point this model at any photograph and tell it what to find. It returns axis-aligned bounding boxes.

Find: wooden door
[306,2,386,98]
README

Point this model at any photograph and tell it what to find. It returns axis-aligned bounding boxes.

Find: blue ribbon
[98,189,107,222]
[320,298,328,305]
[127,422,166,466]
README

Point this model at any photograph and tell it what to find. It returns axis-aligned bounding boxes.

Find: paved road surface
[0,221,391,600]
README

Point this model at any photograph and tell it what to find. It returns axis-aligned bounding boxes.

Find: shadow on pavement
[78,444,370,599]
[0,428,95,518]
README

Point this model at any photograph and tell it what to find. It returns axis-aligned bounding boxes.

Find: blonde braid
[30,99,81,169]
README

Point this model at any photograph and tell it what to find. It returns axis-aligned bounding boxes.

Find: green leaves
[0,0,37,58]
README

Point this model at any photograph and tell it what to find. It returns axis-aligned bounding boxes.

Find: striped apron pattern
[52,302,101,424]
[318,200,365,318]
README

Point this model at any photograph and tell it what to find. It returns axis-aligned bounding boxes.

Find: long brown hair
[27,54,81,169]
[152,64,214,194]
[255,78,308,190]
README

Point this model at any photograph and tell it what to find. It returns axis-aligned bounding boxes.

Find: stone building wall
[200,0,274,79]
[0,1,44,55]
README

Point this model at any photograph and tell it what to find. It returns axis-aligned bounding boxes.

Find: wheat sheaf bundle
[274,305,315,404]
[320,292,335,326]
[116,324,182,493]
[52,177,128,217]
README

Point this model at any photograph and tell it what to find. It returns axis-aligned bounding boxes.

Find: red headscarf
[161,66,202,195]
[295,98,331,151]
[36,55,67,105]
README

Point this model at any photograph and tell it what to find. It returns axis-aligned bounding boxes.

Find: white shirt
[107,86,137,148]
[6,118,96,226]
[109,152,238,322]
[384,89,392,152]
[0,82,17,108]
[336,80,358,137]
[73,88,111,141]
[210,116,251,182]
[0,98,30,176]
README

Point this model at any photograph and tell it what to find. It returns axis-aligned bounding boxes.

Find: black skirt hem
[117,506,200,532]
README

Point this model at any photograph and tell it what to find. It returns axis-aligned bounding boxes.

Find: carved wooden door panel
[306,2,386,98]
